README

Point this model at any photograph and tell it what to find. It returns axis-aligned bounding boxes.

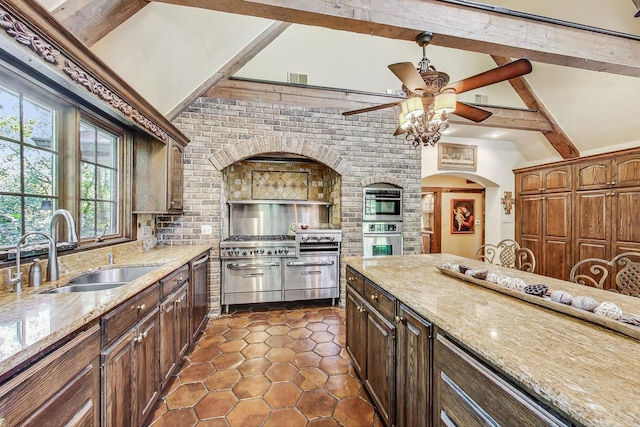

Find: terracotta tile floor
[146,302,383,427]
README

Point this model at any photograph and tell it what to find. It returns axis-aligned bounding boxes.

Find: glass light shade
[398,112,409,129]
[401,97,424,119]
[434,92,457,114]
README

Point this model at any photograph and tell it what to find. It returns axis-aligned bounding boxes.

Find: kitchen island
[346,254,640,427]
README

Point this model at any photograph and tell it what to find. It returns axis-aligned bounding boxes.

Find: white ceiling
[37,0,640,165]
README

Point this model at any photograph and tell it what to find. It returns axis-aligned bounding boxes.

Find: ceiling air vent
[475,94,488,104]
[287,72,308,85]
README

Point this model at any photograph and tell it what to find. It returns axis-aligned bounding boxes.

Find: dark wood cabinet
[517,192,571,279]
[0,325,100,427]
[134,134,185,214]
[160,282,189,388]
[102,307,160,427]
[345,267,396,427]
[396,303,432,427]
[434,333,568,427]
[517,165,571,195]
[190,253,210,342]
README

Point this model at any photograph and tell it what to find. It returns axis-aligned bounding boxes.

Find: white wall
[422,136,526,244]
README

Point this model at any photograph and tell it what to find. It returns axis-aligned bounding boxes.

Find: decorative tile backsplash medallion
[251,171,309,200]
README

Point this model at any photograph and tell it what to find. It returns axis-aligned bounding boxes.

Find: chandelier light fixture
[398,92,457,147]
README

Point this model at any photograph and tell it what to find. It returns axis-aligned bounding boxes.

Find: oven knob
[242,251,248,256]
[267,250,272,255]
[259,249,264,254]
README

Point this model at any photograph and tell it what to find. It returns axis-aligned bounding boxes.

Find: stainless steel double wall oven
[220,201,341,311]
[362,185,403,256]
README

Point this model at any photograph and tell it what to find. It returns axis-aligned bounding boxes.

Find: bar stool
[475,239,536,273]
[569,252,640,296]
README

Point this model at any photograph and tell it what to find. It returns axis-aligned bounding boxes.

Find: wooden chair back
[569,252,640,296]
[475,239,536,273]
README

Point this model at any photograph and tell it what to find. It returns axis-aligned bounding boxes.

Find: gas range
[220,235,296,259]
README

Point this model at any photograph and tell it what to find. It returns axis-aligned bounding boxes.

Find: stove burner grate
[224,235,294,242]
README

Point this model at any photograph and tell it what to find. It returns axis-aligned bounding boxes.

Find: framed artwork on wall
[438,142,477,171]
[451,199,475,234]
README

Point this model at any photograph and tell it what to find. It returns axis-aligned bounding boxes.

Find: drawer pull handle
[0,417,6,427]
[348,276,354,281]
[136,304,146,311]
[395,316,405,324]
[370,294,378,302]
[135,331,148,343]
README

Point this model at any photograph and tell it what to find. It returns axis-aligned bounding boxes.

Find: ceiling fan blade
[388,62,428,94]
[452,101,492,122]
[443,58,532,94]
[342,101,401,116]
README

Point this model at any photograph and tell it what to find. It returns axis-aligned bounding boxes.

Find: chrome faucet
[8,232,55,292]
[48,209,78,281]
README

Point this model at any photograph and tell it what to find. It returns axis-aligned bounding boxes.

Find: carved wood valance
[0,0,188,146]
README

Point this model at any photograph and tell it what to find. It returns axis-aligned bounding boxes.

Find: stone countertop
[0,244,211,379]
[345,254,640,427]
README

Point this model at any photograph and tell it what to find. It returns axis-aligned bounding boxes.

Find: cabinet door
[574,190,611,262]
[574,159,613,191]
[517,171,542,194]
[516,195,542,272]
[542,166,571,193]
[160,291,178,388]
[177,285,190,358]
[614,155,640,188]
[345,287,367,379]
[134,309,160,427]
[396,304,432,427]
[613,188,640,253]
[168,140,184,212]
[102,329,136,427]
[543,193,571,280]
[190,254,210,342]
[366,306,396,427]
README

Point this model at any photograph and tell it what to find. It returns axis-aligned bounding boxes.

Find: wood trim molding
[0,0,189,146]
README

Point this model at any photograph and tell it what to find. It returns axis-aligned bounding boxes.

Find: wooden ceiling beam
[166,21,290,119]
[51,0,148,46]
[149,0,640,77]
[492,55,580,159]
[205,78,553,132]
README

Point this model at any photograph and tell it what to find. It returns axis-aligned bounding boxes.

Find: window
[0,83,58,247]
[79,120,119,240]
[0,66,131,259]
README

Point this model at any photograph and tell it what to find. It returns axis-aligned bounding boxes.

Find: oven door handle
[286,260,335,267]
[227,262,280,270]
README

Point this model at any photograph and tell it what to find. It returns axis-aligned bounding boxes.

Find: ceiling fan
[342,31,533,138]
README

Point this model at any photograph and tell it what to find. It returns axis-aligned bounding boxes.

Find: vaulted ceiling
[36,0,640,165]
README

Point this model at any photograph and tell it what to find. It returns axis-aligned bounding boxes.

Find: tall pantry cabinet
[515,149,640,283]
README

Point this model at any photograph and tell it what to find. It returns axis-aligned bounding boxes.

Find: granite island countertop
[345,254,640,427]
[0,243,212,379]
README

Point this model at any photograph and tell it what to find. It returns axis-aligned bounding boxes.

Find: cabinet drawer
[102,282,160,345]
[161,264,189,299]
[363,279,396,320]
[0,324,100,426]
[346,267,364,295]
[435,333,568,427]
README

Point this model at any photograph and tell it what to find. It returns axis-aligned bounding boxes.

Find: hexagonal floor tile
[264,381,302,408]
[232,375,272,399]
[204,369,241,391]
[223,328,249,340]
[306,322,330,332]
[297,389,337,419]
[289,338,316,353]
[265,334,293,348]
[292,351,321,369]
[218,339,248,353]
[264,407,308,426]
[247,320,271,332]
[325,374,362,399]
[178,363,216,384]
[194,390,238,419]
[212,352,244,370]
[238,357,272,376]
[318,355,351,376]
[226,399,271,427]
[265,362,298,382]
[310,331,336,343]
[188,347,222,363]
[314,342,342,357]
[266,324,289,336]
[266,347,295,363]
[334,396,376,426]
[241,342,271,358]
[245,331,271,344]
[150,407,198,427]
[166,383,208,409]
[293,367,329,390]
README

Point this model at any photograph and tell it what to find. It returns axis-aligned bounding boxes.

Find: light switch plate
[202,224,213,235]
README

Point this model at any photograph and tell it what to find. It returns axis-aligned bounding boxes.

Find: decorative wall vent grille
[287,72,308,85]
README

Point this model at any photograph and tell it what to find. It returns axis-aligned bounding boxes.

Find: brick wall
[158,97,422,315]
